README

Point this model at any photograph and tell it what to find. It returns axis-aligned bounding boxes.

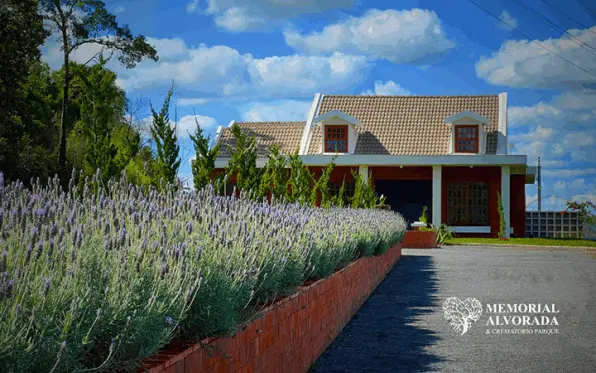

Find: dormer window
[325,125,348,152]
[312,109,361,154]
[444,111,490,155]
[455,125,479,153]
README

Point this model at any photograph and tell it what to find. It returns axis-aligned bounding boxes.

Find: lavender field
[0,172,406,372]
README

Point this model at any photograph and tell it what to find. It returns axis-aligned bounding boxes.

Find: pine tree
[190,115,219,191]
[286,152,315,205]
[150,86,180,187]
[226,123,262,196]
[260,144,288,202]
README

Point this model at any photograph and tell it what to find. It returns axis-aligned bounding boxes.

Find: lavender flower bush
[0,172,406,372]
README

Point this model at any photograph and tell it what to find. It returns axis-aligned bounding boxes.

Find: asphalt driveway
[311,246,596,373]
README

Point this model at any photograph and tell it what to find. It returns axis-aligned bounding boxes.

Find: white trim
[211,125,224,150]
[359,165,369,183]
[444,111,490,125]
[498,92,508,155]
[501,165,511,238]
[227,120,236,128]
[432,166,442,227]
[214,154,528,168]
[299,93,323,155]
[312,110,361,127]
[449,226,491,233]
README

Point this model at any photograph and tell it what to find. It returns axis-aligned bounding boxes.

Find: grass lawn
[444,237,596,247]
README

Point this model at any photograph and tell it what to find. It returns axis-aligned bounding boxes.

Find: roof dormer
[444,111,490,155]
[312,110,361,154]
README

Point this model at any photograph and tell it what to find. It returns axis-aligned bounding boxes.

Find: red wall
[510,175,526,237]
[140,244,403,373]
[442,167,501,238]
[371,166,432,180]
[309,166,358,183]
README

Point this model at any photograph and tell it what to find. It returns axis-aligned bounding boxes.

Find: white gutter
[215,154,529,168]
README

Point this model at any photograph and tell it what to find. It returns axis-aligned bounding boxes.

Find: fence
[583,223,596,241]
[525,211,583,238]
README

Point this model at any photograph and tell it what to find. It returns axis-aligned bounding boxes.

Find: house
[212,93,537,238]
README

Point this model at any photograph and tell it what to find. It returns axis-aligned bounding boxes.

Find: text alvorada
[485,303,559,327]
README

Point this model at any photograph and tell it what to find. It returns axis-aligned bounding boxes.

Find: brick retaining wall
[140,243,402,373]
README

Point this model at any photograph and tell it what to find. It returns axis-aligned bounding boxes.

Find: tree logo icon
[443,297,483,335]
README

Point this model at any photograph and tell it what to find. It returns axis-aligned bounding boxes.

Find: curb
[441,243,596,251]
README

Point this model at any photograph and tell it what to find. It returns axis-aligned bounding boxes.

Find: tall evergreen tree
[0,0,50,182]
[260,145,288,202]
[226,123,262,195]
[40,0,158,174]
[71,58,125,183]
[189,115,219,191]
[150,86,180,186]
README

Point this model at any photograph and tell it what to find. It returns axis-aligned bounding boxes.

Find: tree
[315,158,336,208]
[226,123,262,196]
[259,145,288,202]
[285,152,315,205]
[497,191,506,239]
[0,0,48,117]
[71,58,126,183]
[190,115,219,191]
[0,0,50,182]
[350,170,385,208]
[40,0,158,174]
[566,201,596,225]
[149,86,180,187]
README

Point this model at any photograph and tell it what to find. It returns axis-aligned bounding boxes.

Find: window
[455,125,479,153]
[447,182,488,225]
[325,125,348,152]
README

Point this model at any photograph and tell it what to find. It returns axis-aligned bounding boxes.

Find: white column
[359,165,369,183]
[432,166,442,227]
[501,166,511,238]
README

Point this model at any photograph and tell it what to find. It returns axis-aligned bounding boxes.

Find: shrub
[0,172,406,372]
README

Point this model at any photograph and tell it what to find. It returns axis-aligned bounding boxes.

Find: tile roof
[307,95,500,155]
[217,122,305,157]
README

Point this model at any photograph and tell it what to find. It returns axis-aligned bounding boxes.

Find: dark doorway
[375,180,433,226]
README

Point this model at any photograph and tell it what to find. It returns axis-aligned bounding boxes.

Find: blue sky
[42,0,596,210]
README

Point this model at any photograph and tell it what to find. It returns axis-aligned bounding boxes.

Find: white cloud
[186,0,199,13]
[543,168,596,178]
[570,193,596,204]
[42,36,187,70]
[509,125,556,142]
[361,80,412,95]
[178,98,209,106]
[176,114,218,138]
[554,180,567,190]
[498,11,518,30]
[115,40,370,98]
[570,178,587,190]
[475,26,596,89]
[42,35,371,99]
[284,8,455,64]
[205,0,354,31]
[240,100,311,122]
[508,102,561,127]
[115,6,126,14]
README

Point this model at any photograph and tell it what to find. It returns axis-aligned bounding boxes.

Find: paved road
[311,246,596,373]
